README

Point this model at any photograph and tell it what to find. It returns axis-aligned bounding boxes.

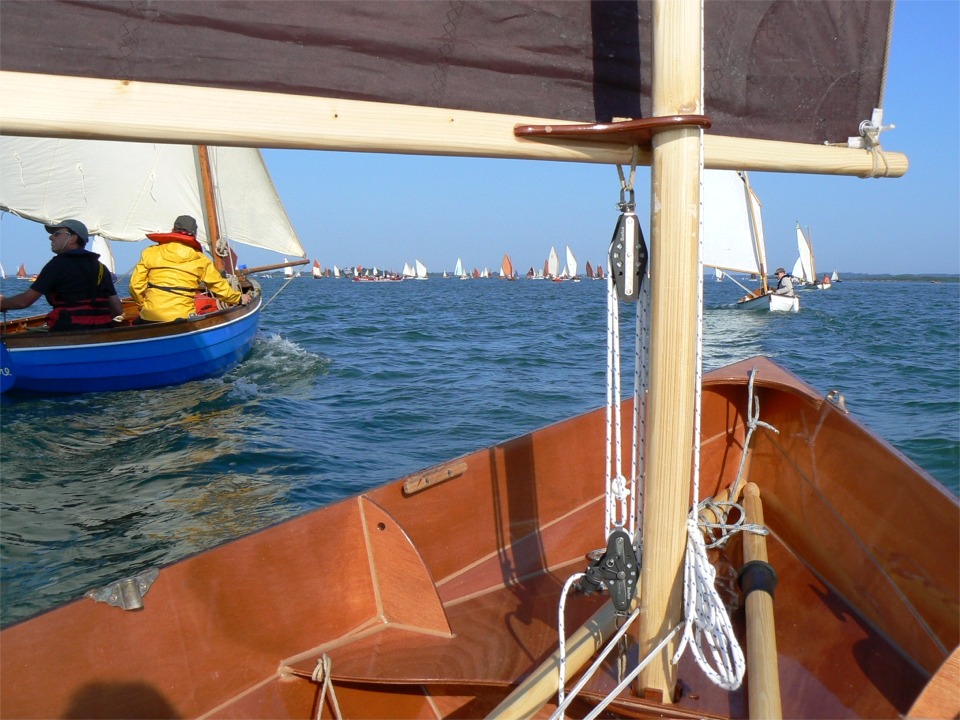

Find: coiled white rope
[672,515,745,689]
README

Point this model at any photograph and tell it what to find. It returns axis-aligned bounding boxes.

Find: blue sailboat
[0,139,306,395]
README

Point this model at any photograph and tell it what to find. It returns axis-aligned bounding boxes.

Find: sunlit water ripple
[1,276,957,625]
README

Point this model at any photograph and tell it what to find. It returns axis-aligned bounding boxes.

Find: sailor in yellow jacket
[129,215,251,323]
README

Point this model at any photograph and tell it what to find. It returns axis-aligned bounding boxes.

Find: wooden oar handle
[740,482,783,720]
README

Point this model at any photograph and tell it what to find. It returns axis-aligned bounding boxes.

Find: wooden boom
[0,71,906,178]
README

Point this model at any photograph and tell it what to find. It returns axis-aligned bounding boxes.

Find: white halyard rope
[552,603,643,720]
[632,263,649,545]
[727,368,779,506]
[604,268,628,536]
[312,654,343,720]
[581,624,683,720]
[556,573,585,706]
[558,149,763,712]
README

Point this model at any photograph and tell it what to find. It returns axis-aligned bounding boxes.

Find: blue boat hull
[1,297,261,395]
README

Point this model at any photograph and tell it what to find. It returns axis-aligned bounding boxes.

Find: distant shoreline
[842,274,959,283]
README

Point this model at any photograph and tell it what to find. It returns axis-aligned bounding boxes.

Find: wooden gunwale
[1,295,259,347]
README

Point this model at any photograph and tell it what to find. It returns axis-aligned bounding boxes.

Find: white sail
[795,224,816,283]
[702,170,762,276]
[565,245,577,277]
[547,246,560,278]
[89,236,116,274]
[831,270,839,282]
[402,262,415,278]
[0,137,305,259]
[454,258,465,278]
[283,259,294,278]
[806,226,817,280]
[414,259,428,279]
[333,265,341,278]
[791,256,804,279]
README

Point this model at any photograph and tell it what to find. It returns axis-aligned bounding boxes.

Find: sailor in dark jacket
[0,220,124,330]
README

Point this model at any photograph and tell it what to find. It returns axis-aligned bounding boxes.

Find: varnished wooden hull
[1,357,956,718]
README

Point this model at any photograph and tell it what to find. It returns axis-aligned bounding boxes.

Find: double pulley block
[576,528,640,612]
[609,188,648,302]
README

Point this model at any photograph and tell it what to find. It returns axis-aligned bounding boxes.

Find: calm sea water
[1,276,957,625]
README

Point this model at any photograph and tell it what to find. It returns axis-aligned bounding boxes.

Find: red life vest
[47,296,115,330]
[146,232,204,252]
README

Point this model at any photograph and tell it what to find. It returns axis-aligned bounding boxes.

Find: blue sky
[1,0,957,277]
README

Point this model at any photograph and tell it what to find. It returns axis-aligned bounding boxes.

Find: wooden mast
[196,145,226,274]
[636,0,702,701]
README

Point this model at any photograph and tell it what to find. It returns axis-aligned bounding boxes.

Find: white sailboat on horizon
[546,246,560,279]
[565,245,579,281]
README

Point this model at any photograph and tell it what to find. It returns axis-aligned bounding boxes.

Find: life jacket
[47,298,116,330]
[47,262,115,330]
[146,231,204,252]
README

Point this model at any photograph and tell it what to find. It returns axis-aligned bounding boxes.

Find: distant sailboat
[333,265,342,279]
[546,246,560,279]
[454,258,468,279]
[702,169,799,312]
[283,259,294,279]
[832,269,841,283]
[565,245,579,281]
[585,261,594,279]
[402,262,415,279]
[312,260,322,279]
[415,259,428,280]
[500,254,515,280]
[15,263,28,280]
[792,223,817,287]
